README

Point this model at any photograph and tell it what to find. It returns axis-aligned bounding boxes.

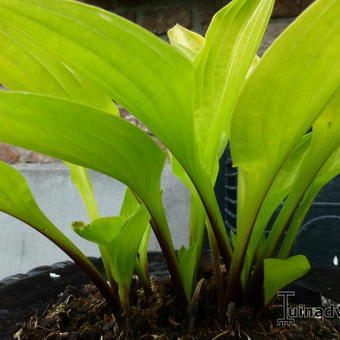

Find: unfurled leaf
[0,16,116,114]
[263,255,310,305]
[265,86,340,257]
[273,88,340,258]
[0,0,199,179]
[0,4,121,225]
[278,144,340,259]
[242,134,311,280]
[196,0,274,171]
[0,0,335,314]
[0,160,108,290]
[240,135,310,286]
[0,92,166,215]
[0,160,71,247]
[227,0,340,299]
[1,0,235,275]
[0,91,182,281]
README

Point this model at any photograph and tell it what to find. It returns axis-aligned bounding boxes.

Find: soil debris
[16,276,340,339]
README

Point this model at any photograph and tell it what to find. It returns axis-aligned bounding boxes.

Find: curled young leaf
[72,217,126,246]
[109,206,150,285]
[168,24,204,61]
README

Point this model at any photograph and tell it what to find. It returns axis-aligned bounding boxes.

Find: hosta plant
[0,0,340,331]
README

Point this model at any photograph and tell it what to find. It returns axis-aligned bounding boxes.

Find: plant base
[15,278,340,340]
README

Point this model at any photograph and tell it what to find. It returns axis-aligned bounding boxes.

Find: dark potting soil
[0,253,167,339]
[14,281,340,340]
[1,253,340,339]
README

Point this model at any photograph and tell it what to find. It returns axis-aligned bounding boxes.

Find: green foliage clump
[0,0,339,327]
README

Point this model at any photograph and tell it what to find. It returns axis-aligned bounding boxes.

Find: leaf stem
[207,220,225,320]
[26,220,122,323]
[59,249,122,323]
[150,218,188,307]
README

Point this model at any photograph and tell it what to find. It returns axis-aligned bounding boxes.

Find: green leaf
[0,160,107,284]
[265,86,340,259]
[120,187,140,218]
[137,224,151,276]
[279,144,340,259]
[243,134,311,277]
[0,8,116,113]
[0,91,165,209]
[0,160,71,247]
[0,0,232,276]
[0,0,199,178]
[271,88,340,259]
[0,4,120,225]
[167,24,204,61]
[0,91,176,261]
[263,255,310,305]
[195,0,274,171]
[247,55,261,78]
[178,243,198,298]
[231,0,340,171]
[109,206,150,284]
[119,187,150,278]
[239,135,311,288]
[119,187,151,279]
[67,163,99,221]
[72,217,126,245]
[227,0,340,299]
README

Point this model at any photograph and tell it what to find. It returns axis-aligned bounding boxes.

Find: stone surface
[272,0,315,18]
[199,0,230,25]
[25,151,56,164]
[0,144,20,164]
[116,0,145,6]
[119,107,151,134]
[259,18,295,55]
[119,108,167,152]
[140,6,192,35]
[117,9,137,22]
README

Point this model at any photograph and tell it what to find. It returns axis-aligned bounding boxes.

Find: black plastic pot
[291,266,340,306]
[0,253,168,340]
[1,254,340,339]
[0,258,103,339]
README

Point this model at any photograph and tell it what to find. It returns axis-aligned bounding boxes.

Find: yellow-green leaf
[263,255,310,305]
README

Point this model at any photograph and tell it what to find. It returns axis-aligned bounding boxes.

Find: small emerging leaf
[178,243,198,299]
[120,187,140,218]
[168,24,204,61]
[72,217,126,245]
[263,255,310,305]
[109,206,150,284]
[67,163,99,221]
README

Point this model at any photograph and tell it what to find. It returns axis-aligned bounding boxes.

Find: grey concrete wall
[0,164,189,279]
